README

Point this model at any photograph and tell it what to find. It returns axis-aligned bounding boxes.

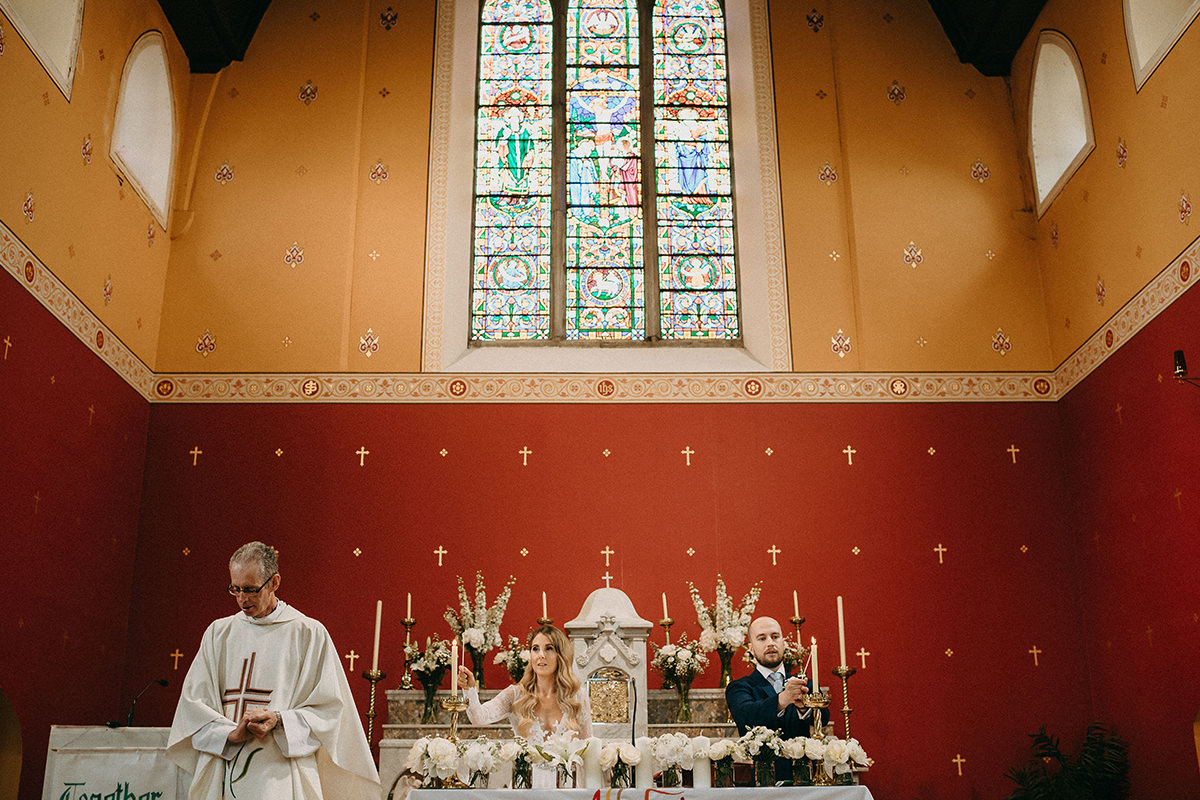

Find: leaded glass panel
[653,0,739,339]
[472,0,554,340]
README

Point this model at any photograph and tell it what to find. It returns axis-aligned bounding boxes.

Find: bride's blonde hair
[511,625,583,737]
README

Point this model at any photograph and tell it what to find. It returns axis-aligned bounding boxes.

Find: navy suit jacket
[725,669,828,783]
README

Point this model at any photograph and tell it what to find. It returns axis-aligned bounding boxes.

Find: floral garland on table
[688,576,762,687]
[598,741,642,788]
[650,634,709,722]
[404,636,453,724]
[443,571,516,688]
[493,634,529,683]
[648,732,696,787]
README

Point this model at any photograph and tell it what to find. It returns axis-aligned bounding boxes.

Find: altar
[408,790,873,800]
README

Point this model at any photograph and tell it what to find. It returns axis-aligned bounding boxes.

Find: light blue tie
[770,672,784,693]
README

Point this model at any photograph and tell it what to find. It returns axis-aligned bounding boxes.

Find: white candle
[837,595,848,667]
[793,589,799,619]
[691,736,712,788]
[635,737,654,788]
[662,592,669,619]
[542,591,548,619]
[407,592,412,619]
[451,639,459,694]
[582,737,603,788]
[810,637,818,692]
[371,600,382,672]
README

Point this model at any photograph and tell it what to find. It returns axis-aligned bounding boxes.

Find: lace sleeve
[465,684,518,726]
[576,686,593,739]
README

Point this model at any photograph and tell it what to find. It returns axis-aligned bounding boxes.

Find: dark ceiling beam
[157,0,273,73]
[925,0,1049,77]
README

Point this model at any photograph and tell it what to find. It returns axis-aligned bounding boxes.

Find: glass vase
[513,760,532,790]
[791,759,813,786]
[419,679,439,724]
[712,757,735,788]
[675,677,694,723]
[610,761,634,788]
[660,765,682,787]
[470,770,489,789]
[468,646,486,689]
[754,757,775,787]
[717,648,734,688]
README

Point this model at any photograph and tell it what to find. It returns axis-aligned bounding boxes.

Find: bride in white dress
[458,624,592,742]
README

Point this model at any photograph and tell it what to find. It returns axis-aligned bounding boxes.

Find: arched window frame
[423,0,790,373]
[470,0,741,345]
[109,31,178,230]
[1123,0,1200,90]
[0,0,85,99]
[1028,30,1095,218]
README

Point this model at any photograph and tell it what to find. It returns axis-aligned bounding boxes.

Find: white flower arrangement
[535,731,589,772]
[444,571,517,653]
[650,635,709,685]
[777,735,872,779]
[738,726,783,761]
[405,736,460,783]
[689,575,762,656]
[493,634,530,683]
[405,636,453,678]
[461,736,501,786]
[598,741,642,771]
[649,732,697,771]
[706,739,738,762]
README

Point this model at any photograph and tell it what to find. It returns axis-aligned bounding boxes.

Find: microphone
[108,679,169,728]
[629,676,637,746]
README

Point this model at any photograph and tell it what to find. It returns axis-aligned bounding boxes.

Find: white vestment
[167,601,380,800]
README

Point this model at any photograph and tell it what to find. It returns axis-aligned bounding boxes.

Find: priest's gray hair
[230,541,279,582]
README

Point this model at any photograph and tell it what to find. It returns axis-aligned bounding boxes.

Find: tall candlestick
[836,595,848,667]
[407,592,412,620]
[451,639,459,694]
[662,592,669,620]
[810,637,818,692]
[371,600,382,672]
[793,589,799,619]
[542,591,548,620]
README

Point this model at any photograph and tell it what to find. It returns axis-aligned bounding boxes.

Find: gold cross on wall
[681,446,694,466]
[952,754,966,776]
[519,446,532,466]
[934,543,947,564]
[356,446,369,466]
[767,545,781,565]
[1007,444,1020,463]
[1028,645,1042,666]
[189,446,202,466]
[601,546,614,566]
[856,647,870,668]
[2,335,11,359]
[170,649,185,670]
[344,650,360,670]
[434,546,447,566]
[843,445,856,465]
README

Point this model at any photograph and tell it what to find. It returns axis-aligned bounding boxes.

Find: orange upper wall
[0,2,191,368]
[2,0,1199,375]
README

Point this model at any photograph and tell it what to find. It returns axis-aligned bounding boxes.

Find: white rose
[405,737,431,771]
[778,737,806,760]
[678,649,692,661]
[497,741,522,763]
[618,743,642,765]
[427,738,459,778]
[803,738,826,760]
[847,738,869,766]
[599,744,619,771]
[708,739,735,761]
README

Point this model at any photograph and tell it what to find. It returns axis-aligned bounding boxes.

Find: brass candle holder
[789,615,806,649]
[659,617,673,645]
[400,617,415,690]
[833,665,857,739]
[440,691,469,742]
[537,617,553,626]
[361,668,386,743]
[802,687,831,739]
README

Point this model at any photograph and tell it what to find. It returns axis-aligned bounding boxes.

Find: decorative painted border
[1,223,156,398]
[2,222,1195,405]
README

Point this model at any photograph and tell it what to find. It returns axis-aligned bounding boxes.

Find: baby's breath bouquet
[493,634,529,683]
[689,575,761,687]
[738,726,783,787]
[650,634,708,722]
[405,636,453,724]
[444,571,516,688]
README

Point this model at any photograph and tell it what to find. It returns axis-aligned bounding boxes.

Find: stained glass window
[471,0,738,342]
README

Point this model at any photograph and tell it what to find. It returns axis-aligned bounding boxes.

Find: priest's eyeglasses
[227,573,277,595]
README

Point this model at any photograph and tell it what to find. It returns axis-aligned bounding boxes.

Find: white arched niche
[0,0,85,98]
[1028,31,1095,217]
[1124,0,1200,89]
[109,31,177,229]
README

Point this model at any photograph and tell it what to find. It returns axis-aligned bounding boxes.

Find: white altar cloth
[408,788,874,800]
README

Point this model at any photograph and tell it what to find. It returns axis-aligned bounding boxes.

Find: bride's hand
[457,665,476,690]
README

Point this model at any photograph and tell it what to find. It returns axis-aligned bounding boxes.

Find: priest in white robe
[167,541,380,799]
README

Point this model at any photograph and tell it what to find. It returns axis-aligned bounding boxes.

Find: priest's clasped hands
[227,708,280,743]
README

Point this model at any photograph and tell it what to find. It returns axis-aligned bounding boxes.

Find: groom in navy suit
[725,616,825,783]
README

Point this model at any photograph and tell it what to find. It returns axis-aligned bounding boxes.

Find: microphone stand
[108,679,169,728]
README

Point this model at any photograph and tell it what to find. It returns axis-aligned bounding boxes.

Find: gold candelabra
[440,691,469,742]
[361,668,386,743]
[537,616,553,626]
[802,686,831,739]
[659,617,673,644]
[400,617,415,689]
[833,665,857,739]
[789,615,806,648]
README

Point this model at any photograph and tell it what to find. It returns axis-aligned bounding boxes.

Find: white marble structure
[564,587,654,742]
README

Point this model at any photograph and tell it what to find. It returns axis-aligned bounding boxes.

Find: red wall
[0,272,151,800]
[126,396,1090,799]
[1058,279,1200,798]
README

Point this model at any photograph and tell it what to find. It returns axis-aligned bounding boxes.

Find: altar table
[408,788,874,800]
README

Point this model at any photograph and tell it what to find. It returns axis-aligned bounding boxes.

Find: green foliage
[1004,722,1130,800]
